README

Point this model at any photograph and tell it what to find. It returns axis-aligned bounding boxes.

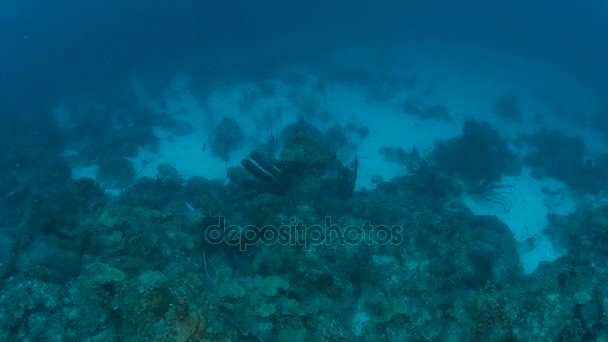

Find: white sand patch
[464,168,576,273]
[128,128,231,181]
[70,164,97,180]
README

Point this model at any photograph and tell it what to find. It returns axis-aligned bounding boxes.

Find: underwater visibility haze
[1,0,608,340]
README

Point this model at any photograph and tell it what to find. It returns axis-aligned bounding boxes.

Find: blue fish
[185,201,195,212]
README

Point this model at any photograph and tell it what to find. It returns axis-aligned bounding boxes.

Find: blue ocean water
[1,1,608,340]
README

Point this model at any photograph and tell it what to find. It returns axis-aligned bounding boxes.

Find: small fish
[161,99,167,112]
[202,143,207,152]
[185,201,195,212]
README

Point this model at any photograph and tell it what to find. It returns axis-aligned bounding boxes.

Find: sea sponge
[174,310,206,342]
[85,262,126,284]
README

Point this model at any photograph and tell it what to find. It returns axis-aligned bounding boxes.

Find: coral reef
[494,95,522,122]
[404,96,454,123]
[210,117,245,162]
[432,120,521,182]
[3,110,608,342]
[520,129,608,193]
